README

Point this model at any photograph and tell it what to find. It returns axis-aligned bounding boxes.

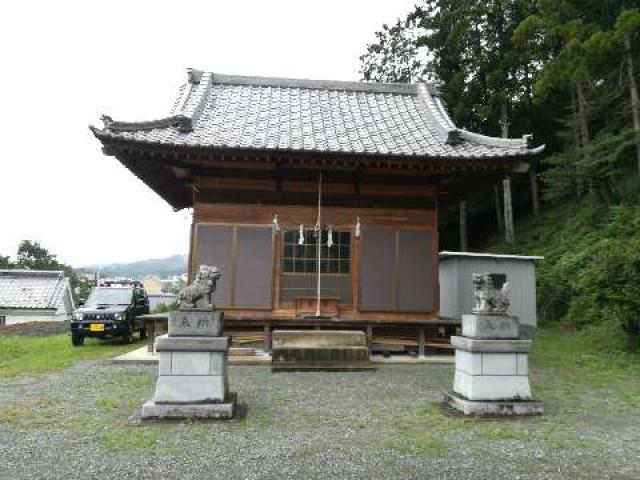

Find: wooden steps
[271,330,374,371]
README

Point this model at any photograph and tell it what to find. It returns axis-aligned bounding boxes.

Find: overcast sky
[0,0,416,267]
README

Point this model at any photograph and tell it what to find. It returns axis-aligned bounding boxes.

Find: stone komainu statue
[472,272,510,315]
[179,265,221,309]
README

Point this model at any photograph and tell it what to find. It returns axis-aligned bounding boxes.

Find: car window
[85,288,133,307]
[136,288,147,302]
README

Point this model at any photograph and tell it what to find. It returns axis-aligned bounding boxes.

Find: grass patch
[486,199,640,359]
[383,432,447,456]
[0,399,44,426]
[0,333,139,378]
[0,395,67,428]
[531,322,640,382]
[102,426,161,451]
[379,404,466,457]
[532,324,640,393]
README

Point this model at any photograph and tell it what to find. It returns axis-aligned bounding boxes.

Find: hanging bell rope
[315,172,323,317]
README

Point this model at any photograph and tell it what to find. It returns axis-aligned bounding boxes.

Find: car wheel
[71,332,84,347]
[139,327,148,340]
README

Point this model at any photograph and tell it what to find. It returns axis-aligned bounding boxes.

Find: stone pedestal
[142,309,236,419]
[444,313,543,416]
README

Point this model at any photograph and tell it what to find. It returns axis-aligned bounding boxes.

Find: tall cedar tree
[360,0,551,242]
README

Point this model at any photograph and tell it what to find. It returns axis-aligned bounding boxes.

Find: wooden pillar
[499,105,515,243]
[263,324,272,353]
[503,177,515,244]
[352,235,361,313]
[366,326,373,355]
[272,228,281,310]
[530,165,540,217]
[187,211,196,284]
[418,326,425,357]
[494,185,504,232]
[459,200,468,251]
[500,103,510,139]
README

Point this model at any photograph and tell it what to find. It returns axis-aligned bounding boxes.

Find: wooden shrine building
[91,69,543,353]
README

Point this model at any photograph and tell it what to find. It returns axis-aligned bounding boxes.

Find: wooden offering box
[295,297,340,318]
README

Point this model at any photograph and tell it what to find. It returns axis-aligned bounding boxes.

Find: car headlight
[74,312,83,321]
[114,313,125,321]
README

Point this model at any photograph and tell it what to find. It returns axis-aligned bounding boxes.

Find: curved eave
[90,126,543,211]
[90,126,544,165]
[416,83,540,152]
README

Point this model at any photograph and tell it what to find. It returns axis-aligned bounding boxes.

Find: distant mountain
[78,254,187,279]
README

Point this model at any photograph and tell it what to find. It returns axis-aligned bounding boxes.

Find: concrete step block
[272,346,370,364]
[272,330,367,348]
[153,375,227,403]
[453,370,532,401]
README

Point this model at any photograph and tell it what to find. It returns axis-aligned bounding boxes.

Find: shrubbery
[489,200,640,352]
[151,301,180,314]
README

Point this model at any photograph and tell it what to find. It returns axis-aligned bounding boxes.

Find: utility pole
[459,200,468,251]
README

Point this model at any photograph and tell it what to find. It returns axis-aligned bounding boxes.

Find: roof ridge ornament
[446,130,463,145]
[188,68,203,85]
[93,69,214,134]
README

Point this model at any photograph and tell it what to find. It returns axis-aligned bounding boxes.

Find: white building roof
[0,270,72,310]
[439,251,544,262]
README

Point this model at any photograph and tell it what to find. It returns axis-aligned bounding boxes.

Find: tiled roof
[91,70,543,160]
[0,270,69,310]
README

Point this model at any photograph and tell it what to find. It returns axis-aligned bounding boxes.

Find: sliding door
[360,228,434,312]
[196,224,273,308]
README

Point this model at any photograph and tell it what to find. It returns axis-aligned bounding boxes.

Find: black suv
[70,281,150,346]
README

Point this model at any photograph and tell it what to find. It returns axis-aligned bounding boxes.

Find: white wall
[1,309,62,325]
[439,254,540,327]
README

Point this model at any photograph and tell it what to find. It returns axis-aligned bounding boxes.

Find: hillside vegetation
[78,254,187,278]
[486,179,640,354]
[361,1,640,355]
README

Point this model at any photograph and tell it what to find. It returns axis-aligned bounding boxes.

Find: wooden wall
[191,201,439,322]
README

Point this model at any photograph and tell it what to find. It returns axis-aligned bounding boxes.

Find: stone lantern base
[443,391,543,416]
[443,314,543,416]
[141,310,236,420]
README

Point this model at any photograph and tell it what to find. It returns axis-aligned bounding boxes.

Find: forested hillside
[78,254,187,279]
[361,0,640,351]
[486,188,640,352]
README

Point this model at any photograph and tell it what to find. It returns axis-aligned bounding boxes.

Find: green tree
[361,0,554,238]
[514,1,640,201]
[362,0,539,136]
[575,237,640,352]
[16,240,61,270]
[615,9,640,175]
[14,240,80,300]
[0,255,11,269]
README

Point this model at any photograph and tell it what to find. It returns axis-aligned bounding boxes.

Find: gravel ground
[1,359,639,480]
